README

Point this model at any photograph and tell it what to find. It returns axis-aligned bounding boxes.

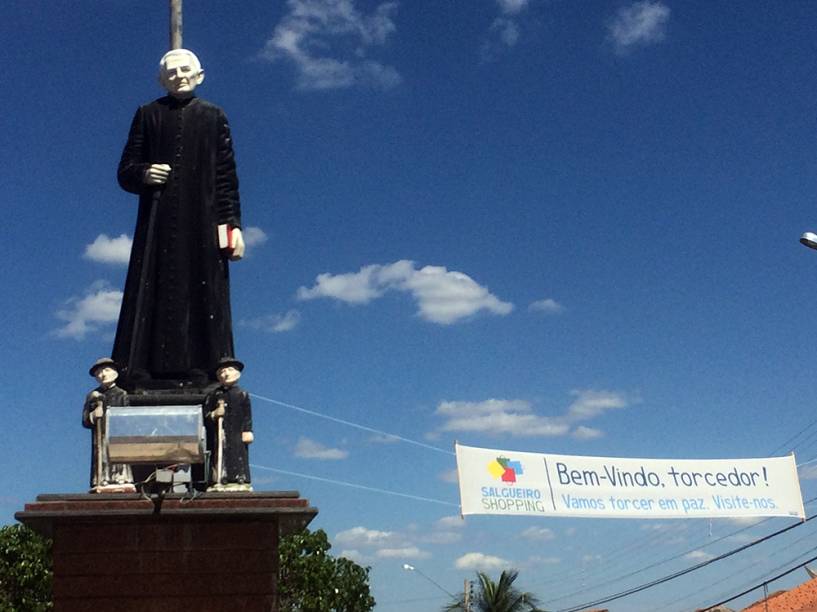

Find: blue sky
[4,1,817,609]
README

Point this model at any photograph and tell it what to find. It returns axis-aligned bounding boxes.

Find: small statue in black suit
[204,357,253,491]
[82,358,135,493]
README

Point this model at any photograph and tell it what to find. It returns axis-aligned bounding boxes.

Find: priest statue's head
[158,48,204,98]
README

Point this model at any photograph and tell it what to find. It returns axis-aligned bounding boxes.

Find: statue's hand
[144,164,171,185]
[242,431,254,444]
[93,404,104,422]
[211,404,226,419]
[229,227,245,261]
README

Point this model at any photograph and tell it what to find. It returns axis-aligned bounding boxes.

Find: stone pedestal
[16,492,318,612]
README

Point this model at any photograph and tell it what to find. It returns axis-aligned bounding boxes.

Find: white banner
[456,443,805,519]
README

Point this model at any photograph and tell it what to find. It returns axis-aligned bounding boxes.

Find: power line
[251,463,460,507]
[702,550,817,611]
[713,536,817,607]
[769,416,817,456]
[543,514,778,604]
[654,518,817,611]
[535,498,817,599]
[556,511,817,612]
[251,392,454,455]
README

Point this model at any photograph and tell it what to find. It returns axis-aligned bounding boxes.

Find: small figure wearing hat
[204,357,253,491]
[82,358,135,493]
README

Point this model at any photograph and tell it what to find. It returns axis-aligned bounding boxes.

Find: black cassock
[82,385,129,488]
[113,95,241,388]
[204,385,253,485]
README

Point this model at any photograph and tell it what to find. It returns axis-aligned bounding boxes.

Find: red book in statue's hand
[217,224,234,254]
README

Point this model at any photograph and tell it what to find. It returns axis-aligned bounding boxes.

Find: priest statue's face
[94,366,119,387]
[159,49,204,97]
[217,366,241,387]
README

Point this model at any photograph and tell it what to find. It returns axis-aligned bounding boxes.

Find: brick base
[16,492,317,612]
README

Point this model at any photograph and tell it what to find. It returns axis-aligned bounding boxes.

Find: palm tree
[442,569,547,612]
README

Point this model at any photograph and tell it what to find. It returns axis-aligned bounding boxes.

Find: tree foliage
[279,528,375,612]
[0,524,52,612]
[443,569,546,612]
[0,523,373,612]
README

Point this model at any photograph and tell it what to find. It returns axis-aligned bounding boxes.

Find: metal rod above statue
[170,0,182,50]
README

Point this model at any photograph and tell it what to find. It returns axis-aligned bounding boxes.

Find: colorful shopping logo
[487,456,524,483]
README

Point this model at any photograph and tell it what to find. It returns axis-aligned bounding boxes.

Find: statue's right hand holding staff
[144,163,171,185]
[88,390,104,423]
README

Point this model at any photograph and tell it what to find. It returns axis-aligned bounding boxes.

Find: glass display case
[105,405,205,464]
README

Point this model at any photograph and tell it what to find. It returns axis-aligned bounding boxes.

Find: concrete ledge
[17,491,317,539]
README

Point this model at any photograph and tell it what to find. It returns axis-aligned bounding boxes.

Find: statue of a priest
[113,49,245,389]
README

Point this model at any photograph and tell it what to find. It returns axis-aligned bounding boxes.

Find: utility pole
[170,0,182,49]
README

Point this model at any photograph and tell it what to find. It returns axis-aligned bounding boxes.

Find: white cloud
[422,531,462,545]
[433,391,632,438]
[519,527,555,542]
[298,263,393,304]
[527,555,560,565]
[336,526,397,548]
[572,425,604,440]
[528,298,564,314]
[436,515,465,529]
[799,464,817,480]
[497,0,530,15]
[297,260,513,325]
[83,234,132,265]
[455,552,512,571]
[482,0,531,58]
[491,18,520,47]
[435,399,569,437]
[242,226,268,249]
[565,389,630,421]
[684,550,714,562]
[54,281,122,340]
[336,525,439,558]
[608,1,670,54]
[422,517,465,545]
[376,546,430,559]
[339,549,366,563]
[241,310,301,333]
[403,265,514,324]
[261,0,401,91]
[294,436,349,460]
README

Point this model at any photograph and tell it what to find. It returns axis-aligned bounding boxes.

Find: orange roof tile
[741,576,817,612]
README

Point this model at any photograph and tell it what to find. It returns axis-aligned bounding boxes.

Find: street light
[402,563,456,598]
[801,231,817,250]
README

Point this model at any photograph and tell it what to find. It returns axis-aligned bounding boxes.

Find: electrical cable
[768,415,817,456]
[720,538,817,604]
[555,511,817,612]
[542,515,777,602]
[701,550,817,611]
[251,463,460,507]
[654,518,817,611]
[251,392,455,455]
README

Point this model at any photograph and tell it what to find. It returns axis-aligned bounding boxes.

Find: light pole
[402,563,457,599]
[801,231,817,250]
